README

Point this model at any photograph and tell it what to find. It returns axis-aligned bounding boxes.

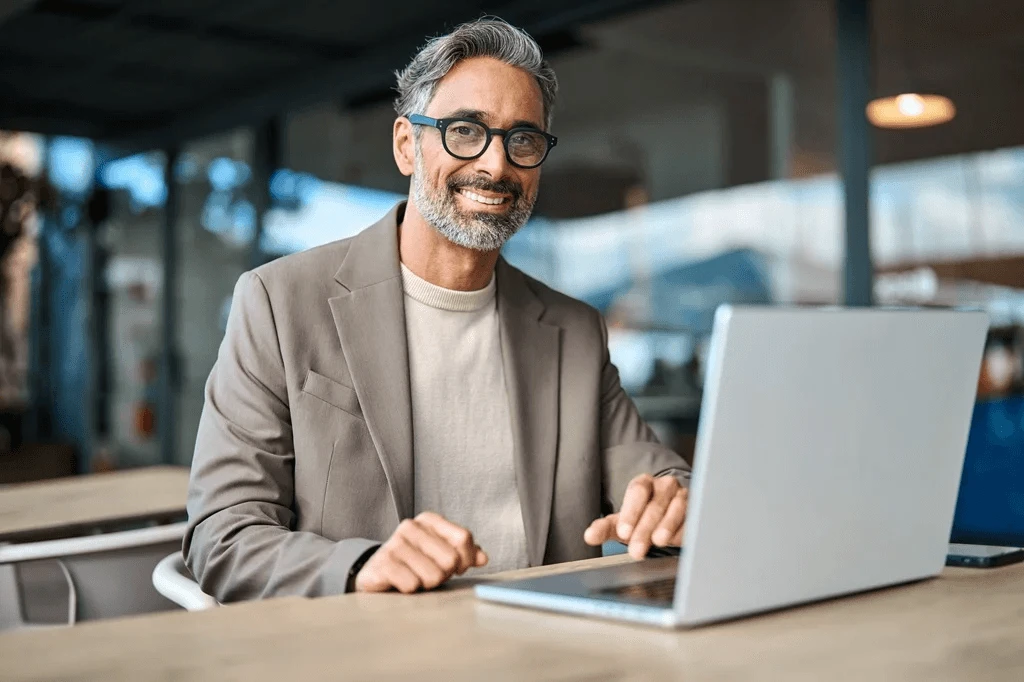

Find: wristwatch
[345,545,380,593]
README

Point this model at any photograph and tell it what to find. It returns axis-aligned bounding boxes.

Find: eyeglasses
[407,114,557,169]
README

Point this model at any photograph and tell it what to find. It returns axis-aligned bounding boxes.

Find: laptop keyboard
[596,577,677,606]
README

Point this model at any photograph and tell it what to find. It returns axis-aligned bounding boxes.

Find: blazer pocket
[301,370,364,420]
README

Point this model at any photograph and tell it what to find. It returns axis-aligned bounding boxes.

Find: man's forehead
[427,57,545,128]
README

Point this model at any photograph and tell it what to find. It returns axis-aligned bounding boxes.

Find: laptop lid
[676,306,987,626]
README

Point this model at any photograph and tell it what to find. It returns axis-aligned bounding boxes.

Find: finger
[474,547,489,567]
[353,557,391,593]
[653,490,688,547]
[627,482,675,560]
[671,523,686,546]
[617,476,655,540]
[583,515,619,546]
[416,512,478,571]
[381,553,422,594]
[359,543,421,593]
[399,519,464,575]
[392,536,447,590]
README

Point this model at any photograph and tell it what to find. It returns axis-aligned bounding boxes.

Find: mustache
[447,175,523,201]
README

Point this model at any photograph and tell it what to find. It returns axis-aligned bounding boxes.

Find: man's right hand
[354,512,488,593]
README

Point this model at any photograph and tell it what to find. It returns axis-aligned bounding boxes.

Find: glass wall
[49,127,258,469]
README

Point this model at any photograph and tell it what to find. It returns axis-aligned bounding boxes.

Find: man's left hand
[584,474,688,560]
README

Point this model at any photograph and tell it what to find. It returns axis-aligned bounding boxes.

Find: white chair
[0,521,188,630]
[151,551,218,611]
[0,552,72,630]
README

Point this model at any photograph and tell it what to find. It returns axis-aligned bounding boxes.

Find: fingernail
[653,529,669,545]
[617,523,632,538]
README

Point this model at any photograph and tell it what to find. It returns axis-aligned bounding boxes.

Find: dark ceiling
[0,0,660,149]
[4,0,1023,171]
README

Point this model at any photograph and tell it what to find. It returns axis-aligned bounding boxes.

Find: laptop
[475,305,988,628]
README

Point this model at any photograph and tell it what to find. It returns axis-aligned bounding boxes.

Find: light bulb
[896,93,925,117]
[866,94,956,129]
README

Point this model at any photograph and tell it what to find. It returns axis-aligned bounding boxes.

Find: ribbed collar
[400,263,496,312]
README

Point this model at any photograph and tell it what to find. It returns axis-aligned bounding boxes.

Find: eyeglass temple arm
[406,114,439,128]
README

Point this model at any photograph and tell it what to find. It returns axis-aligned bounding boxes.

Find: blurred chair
[0,521,186,630]
[0,554,72,630]
[152,551,218,611]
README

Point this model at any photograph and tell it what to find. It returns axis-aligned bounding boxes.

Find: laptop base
[474,557,680,628]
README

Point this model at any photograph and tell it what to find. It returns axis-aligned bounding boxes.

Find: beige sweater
[400,263,529,573]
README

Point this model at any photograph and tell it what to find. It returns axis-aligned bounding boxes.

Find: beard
[411,147,536,252]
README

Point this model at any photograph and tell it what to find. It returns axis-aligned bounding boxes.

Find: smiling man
[185,18,690,600]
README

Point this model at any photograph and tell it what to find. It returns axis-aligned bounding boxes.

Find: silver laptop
[475,305,988,628]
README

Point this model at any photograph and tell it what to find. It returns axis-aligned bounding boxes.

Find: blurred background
[0,0,1022,498]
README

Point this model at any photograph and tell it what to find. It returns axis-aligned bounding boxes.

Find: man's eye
[510,133,543,150]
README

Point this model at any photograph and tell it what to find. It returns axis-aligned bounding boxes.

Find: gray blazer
[185,202,690,601]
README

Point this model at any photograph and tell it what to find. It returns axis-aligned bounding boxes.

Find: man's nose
[472,134,510,178]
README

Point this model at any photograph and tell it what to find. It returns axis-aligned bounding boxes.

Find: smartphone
[946,543,1024,568]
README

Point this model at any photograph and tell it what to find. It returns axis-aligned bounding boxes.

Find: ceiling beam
[0,52,198,92]
[31,1,359,60]
[0,93,116,138]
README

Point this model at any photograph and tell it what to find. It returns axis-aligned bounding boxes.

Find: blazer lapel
[496,260,561,566]
[329,203,414,521]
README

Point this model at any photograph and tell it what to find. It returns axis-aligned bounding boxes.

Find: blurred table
[0,466,190,542]
[1,553,1023,681]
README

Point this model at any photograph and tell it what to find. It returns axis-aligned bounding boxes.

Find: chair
[152,551,218,611]
[0,554,72,630]
[0,521,187,630]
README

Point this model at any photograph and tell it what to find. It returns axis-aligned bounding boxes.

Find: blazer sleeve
[183,271,380,602]
[597,312,692,512]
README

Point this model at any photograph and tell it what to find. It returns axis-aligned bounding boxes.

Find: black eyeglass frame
[407,114,557,169]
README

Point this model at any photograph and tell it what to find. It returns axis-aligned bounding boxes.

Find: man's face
[400,57,546,251]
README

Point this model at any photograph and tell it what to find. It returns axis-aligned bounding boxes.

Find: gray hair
[394,18,558,131]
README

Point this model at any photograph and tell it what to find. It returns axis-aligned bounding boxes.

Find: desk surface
[1,554,1023,681]
[0,466,190,542]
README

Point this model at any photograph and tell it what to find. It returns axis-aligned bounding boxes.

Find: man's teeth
[459,189,507,205]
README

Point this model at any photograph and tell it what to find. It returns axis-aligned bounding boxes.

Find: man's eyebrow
[445,108,488,121]
[443,109,543,130]
[509,118,543,130]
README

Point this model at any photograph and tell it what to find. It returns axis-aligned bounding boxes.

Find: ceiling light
[866,93,956,129]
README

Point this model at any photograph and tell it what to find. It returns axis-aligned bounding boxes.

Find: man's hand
[354,512,488,593]
[584,474,688,560]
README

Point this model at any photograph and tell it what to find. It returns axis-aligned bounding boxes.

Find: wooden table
[1,554,1022,681]
[0,466,190,542]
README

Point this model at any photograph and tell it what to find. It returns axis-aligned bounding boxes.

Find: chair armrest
[0,522,188,564]
[152,552,218,611]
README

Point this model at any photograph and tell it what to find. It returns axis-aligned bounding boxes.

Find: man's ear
[393,117,415,177]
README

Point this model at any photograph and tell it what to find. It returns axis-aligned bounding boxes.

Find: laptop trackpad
[577,555,680,589]
[594,576,677,606]
[492,556,680,606]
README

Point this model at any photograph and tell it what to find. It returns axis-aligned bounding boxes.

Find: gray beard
[411,149,535,252]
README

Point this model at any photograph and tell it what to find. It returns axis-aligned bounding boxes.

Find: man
[185,18,690,600]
